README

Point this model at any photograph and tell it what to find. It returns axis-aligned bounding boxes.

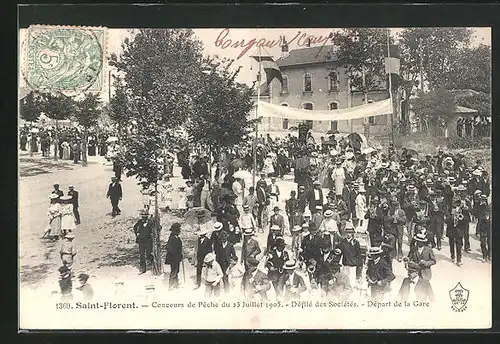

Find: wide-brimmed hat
[292,225,302,233]
[367,247,383,257]
[413,233,427,243]
[358,186,366,193]
[243,228,255,236]
[270,225,281,231]
[213,222,223,231]
[65,232,75,239]
[456,185,467,192]
[59,196,72,201]
[324,209,334,218]
[204,252,216,263]
[345,221,354,230]
[315,205,323,210]
[283,259,297,270]
[472,169,482,176]
[77,273,89,281]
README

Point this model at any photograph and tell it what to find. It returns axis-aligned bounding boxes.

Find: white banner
[256,98,392,121]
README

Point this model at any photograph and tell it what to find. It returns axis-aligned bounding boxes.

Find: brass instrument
[402,257,409,270]
[452,206,464,227]
[307,259,317,274]
[432,200,439,212]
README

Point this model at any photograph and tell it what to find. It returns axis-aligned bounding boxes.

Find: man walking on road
[68,185,80,225]
[165,223,183,289]
[134,211,153,274]
[107,177,122,217]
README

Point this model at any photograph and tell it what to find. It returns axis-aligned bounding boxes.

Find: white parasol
[106,136,119,143]
[233,170,253,187]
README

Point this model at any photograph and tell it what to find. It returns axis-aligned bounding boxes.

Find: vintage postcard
[18,25,492,330]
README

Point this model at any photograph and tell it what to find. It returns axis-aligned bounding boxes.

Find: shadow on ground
[20,157,100,177]
[95,246,140,269]
[20,263,55,285]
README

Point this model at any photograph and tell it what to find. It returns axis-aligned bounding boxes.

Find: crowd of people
[456,115,491,138]
[38,126,491,303]
[154,130,491,302]
[20,124,112,162]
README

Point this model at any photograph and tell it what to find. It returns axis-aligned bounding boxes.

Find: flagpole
[387,29,395,145]
[253,48,261,188]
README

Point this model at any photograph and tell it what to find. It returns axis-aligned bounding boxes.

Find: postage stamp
[25,25,107,92]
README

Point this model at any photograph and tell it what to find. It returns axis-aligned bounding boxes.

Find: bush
[446,137,491,150]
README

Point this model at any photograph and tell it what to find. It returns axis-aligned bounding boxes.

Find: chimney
[281,36,289,56]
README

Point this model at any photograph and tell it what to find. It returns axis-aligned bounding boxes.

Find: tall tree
[108,80,131,138]
[398,28,472,127]
[74,93,101,166]
[40,92,75,160]
[20,91,42,156]
[109,29,203,275]
[187,57,256,168]
[446,44,491,93]
[410,88,455,135]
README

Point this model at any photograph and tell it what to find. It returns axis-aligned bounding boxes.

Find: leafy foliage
[447,45,491,93]
[331,28,392,92]
[108,80,131,133]
[109,29,204,188]
[411,88,455,130]
[20,91,43,123]
[186,57,256,152]
[39,92,76,121]
[74,93,101,129]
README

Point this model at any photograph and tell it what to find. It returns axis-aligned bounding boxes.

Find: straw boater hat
[358,185,366,193]
[313,180,321,185]
[204,252,216,263]
[59,195,72,201]
[311,152,318,157]
[243,204,250,210]
[292,225,302,233]
[324,209,334,218]
[213,222,223,231]
[413,233,428,243]
[472,170,482,176]
[480,194,488,201]
[345,221,354,230]
[243,228,255,236]
[270,225,281,232]
[283,259,297,270]
[65,232,75,239]
[316,205,323,211]
[367,246,384,257]
[456,185,467,192]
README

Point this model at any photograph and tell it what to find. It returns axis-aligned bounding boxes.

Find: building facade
[254,45,391,137]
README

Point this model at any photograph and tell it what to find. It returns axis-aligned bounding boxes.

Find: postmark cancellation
[24,25,107,93]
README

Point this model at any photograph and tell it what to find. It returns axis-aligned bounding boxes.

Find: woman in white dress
[60,196,76,237]
[45,194,62,240]
[263,153,275,177]
[355,186,367,229]
[232,178,244,214]
[61,141,71,160]
[332,161,346,196]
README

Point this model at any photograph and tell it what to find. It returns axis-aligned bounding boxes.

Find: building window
[369,116,375,124]
[282,119,289,130]
[303,102,313,110]
[281,75,289,94]
[304,73,312,92]
[329,102,338,131]
[328,71,339,92]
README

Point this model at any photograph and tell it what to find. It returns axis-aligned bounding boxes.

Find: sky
[19,27,491,101]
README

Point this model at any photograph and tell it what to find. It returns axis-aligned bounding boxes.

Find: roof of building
[276,45,339,68]
[454,105,478,114]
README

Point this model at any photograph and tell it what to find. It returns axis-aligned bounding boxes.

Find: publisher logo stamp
[449,282,469,312]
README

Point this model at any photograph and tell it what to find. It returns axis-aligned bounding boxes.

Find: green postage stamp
[25,25,107,92]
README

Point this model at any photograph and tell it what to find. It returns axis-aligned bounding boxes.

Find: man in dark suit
[67,185,80,225]
[316,239,342,295]
[194,228,214,289]
[398,261,432,302]
[133,211,153,274]
[342,181,357,221]
[267,237,289,298]
[215,229,237,293]
[339,226,362,286]
[446,198,465,266]
[269,206,285,235]
[366,247,395,302]
[165,223,183,290]
[106,177,122,217]
[308,180,324,214]
[241,228,262,294]
[408,233,436,301]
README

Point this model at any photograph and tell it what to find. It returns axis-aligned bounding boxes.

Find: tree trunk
[54,119,59,161]
[29,122,34,157]
[82,128,88,167]
[151,181,163,276]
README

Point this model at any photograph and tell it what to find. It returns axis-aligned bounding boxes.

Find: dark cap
[170,223,181,232]
[78,273,89,281]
